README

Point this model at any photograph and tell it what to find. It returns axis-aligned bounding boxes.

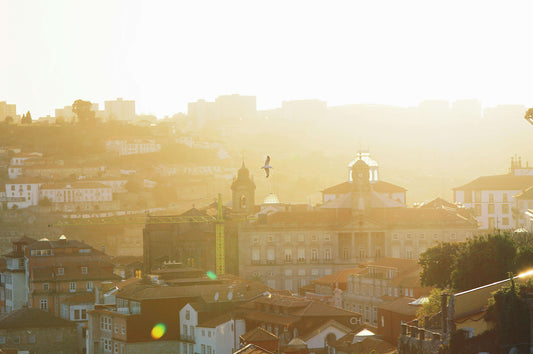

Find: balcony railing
[180,334,195,343]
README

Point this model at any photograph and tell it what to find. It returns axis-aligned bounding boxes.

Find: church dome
[263,193,280,205]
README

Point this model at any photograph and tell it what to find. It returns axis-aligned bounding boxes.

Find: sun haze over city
[1,1,533,354]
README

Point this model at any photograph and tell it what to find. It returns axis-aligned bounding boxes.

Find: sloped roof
[514,185,533,200]
[377,297,418,316]
[366,208,477,228]
[197,312,233,328]
[453,174,533,191]
[240,326,279,342]
[322,180,406,194]
[234,344,273,354]
[417,197,457,209]
[312,267,367,286]
[452,270,533,320]
[0,308,76,329]
[320,191,404,209]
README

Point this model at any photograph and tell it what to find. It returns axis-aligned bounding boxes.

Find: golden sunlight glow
[517,269,533,278]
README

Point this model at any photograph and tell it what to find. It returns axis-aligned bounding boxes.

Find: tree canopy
[525,107,533,125]
[419,242,460,289]
[419,232,525,292]
[72,99,96,125]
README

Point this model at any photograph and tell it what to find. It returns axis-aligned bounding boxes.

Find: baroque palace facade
[238,153,478,292]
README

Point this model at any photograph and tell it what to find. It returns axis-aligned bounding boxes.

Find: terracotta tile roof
[0,308,76,329]
[322,180,406,194]
[235,344,274,354]
[264,210,351,226]
[197,312,233,328]
[366,208,477,228]
[313,267,367,286]
[453,174,533,191]
[238,308,298,326]
[417,197,457,209]
[31,263,119,282]
[240,327,279,342]
[377,297,419,316]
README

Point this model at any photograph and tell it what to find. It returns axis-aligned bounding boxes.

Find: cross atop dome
[347,151,379,182]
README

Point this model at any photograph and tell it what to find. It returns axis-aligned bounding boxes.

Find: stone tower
[351,159,372,214]
[231,161,256,217]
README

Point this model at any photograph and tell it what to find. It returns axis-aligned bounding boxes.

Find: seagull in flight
[261,156,273,178]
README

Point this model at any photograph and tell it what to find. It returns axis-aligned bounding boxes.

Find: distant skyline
[2,1,533,118]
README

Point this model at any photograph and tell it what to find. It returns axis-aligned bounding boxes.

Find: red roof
[313,267,367,287]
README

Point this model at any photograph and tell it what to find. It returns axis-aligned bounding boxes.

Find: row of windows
[392,233,456,240]
[54,266,88,275]
[101,338,125,353]
[252,234,332,243]
[251,247,332,262]
[463,191,511,203]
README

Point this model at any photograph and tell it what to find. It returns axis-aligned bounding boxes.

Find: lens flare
[206,271,217,280]
[151,323,166,340]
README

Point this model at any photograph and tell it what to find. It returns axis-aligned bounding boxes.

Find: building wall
[455,189,519,230]
[124,340,180,354]
[0,326,78,353]
[377,307,416,345]
[105,98,136,122]
[305,325,348,350]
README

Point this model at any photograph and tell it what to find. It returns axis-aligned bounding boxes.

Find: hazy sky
[1,0,533,118]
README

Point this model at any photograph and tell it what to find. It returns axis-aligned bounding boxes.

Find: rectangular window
[267,248,275,262]
[114,343,119,354]
[324,248,331,261]
[502,217,509,226]
[115,324,118,333]
[311,235,318,242]
[87,281,93,291]
[57,267,64,275]
[74,309,80,320]
[42,283,50,291]
[311,249,318,262]
[69,282,76,292]
[475,191,481,202]
[488,204,495,214]
[82,309,87,320]
[502,204,509,214]
[393,233,399,240]
[503,194,508,202]
[419,233,425,239]
[343,248,349,260]
[475,204,481,216]
[297,248,305,263]
[40,298,48,311]
[489,193,494,203]
[324,233,331,241]
[284,248,292,263]
[406,233,412,239]
[81,266,88,274]
[121,325,126,335]
[450,233,456,240]
[28,335,35,343]
[185,309,190,320]
[298,234,305,242]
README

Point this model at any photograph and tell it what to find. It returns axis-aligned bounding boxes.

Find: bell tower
[231,161,256,217]
[351,159,372,214]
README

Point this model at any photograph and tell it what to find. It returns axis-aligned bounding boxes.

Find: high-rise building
[0,101,17,121]
[215,94,256,120]
[104,98,136,122]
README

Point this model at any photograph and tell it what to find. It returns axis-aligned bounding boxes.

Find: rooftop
[453,174,533,191]
[0,308,76,329]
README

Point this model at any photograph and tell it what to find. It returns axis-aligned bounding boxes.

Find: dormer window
[57,267,64,275]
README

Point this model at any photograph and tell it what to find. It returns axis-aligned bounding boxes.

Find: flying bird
[261,156,273,177]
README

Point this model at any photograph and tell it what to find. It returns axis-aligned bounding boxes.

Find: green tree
[21,111,32,124]
[525,107,533,125]
[515,246,533,274]
[419,242,460,289]
[485,277,531,352]
[451,233,516,292]
[72,99,95,125]
[416,288,446,325]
